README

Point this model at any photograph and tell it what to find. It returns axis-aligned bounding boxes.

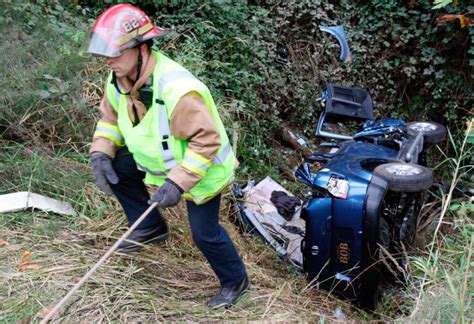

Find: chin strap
[111,47,143,96]
[112,72,129,96]
[110,47,144,126]
[135,47,142,84]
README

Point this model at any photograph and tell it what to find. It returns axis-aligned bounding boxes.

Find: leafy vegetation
[0,0,471,322]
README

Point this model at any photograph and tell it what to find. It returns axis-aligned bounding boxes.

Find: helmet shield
[87,27,143,57]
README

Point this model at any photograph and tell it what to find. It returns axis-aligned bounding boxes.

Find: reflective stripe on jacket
[105,51,236,204]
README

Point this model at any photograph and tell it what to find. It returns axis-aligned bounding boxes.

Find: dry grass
[0,186,355,322]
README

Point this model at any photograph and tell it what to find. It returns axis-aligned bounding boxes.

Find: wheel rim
[409,122,437,132]
[386,164,421,176]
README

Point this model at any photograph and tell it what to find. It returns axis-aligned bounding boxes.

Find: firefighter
[87,4,248,308]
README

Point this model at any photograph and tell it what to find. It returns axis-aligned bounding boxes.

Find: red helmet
[87,4,167,57]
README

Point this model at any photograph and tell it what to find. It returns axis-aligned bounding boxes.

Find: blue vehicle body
[302,141,399,304]
[234,82,445,310]
[297,83,445,309]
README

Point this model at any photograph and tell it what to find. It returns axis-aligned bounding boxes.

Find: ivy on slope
[1,0,471,180]
[151,0,472,178]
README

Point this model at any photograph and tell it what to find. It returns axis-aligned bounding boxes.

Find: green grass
[0,144,90,204]
[0,211,67,238]
[409,219,473,322]
[0,196,348,322]
[0,145,347,321]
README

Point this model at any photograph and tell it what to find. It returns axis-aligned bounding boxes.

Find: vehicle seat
[323,83,374,120]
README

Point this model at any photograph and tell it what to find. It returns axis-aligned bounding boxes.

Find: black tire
[406,121,447,144]
[373,163,433,192]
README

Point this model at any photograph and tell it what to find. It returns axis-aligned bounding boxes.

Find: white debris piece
[242,176,304,267]
[0,191,76,216]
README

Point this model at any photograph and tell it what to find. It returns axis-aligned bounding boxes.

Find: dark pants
[110,147,247,288]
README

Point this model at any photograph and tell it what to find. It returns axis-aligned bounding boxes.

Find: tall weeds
[407,120,473,322]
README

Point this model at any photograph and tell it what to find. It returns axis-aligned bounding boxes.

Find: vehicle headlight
[327,175,349,199]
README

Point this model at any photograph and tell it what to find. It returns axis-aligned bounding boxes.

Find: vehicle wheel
[406,121,447,144]
[374,163,433,192]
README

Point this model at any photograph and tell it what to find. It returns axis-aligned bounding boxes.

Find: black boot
[207,275,249,308]
[117,222,169,253]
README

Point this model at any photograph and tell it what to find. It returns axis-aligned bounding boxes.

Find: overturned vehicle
[236,83,446,310]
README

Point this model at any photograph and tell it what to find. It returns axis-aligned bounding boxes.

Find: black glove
[148,179,183,208]
[91,152,119,196]
[270,190,301,221]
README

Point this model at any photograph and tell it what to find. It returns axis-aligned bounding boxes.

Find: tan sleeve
[166,92,221,192]
[89,96,120,158]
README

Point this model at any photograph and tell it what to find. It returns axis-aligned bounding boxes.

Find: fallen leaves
[36,305,59,320]
[0,239,9,247]
[18,251,41,271]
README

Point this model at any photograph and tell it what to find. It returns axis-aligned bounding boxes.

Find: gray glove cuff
[91,152,112,162]
[166,178,184,194]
